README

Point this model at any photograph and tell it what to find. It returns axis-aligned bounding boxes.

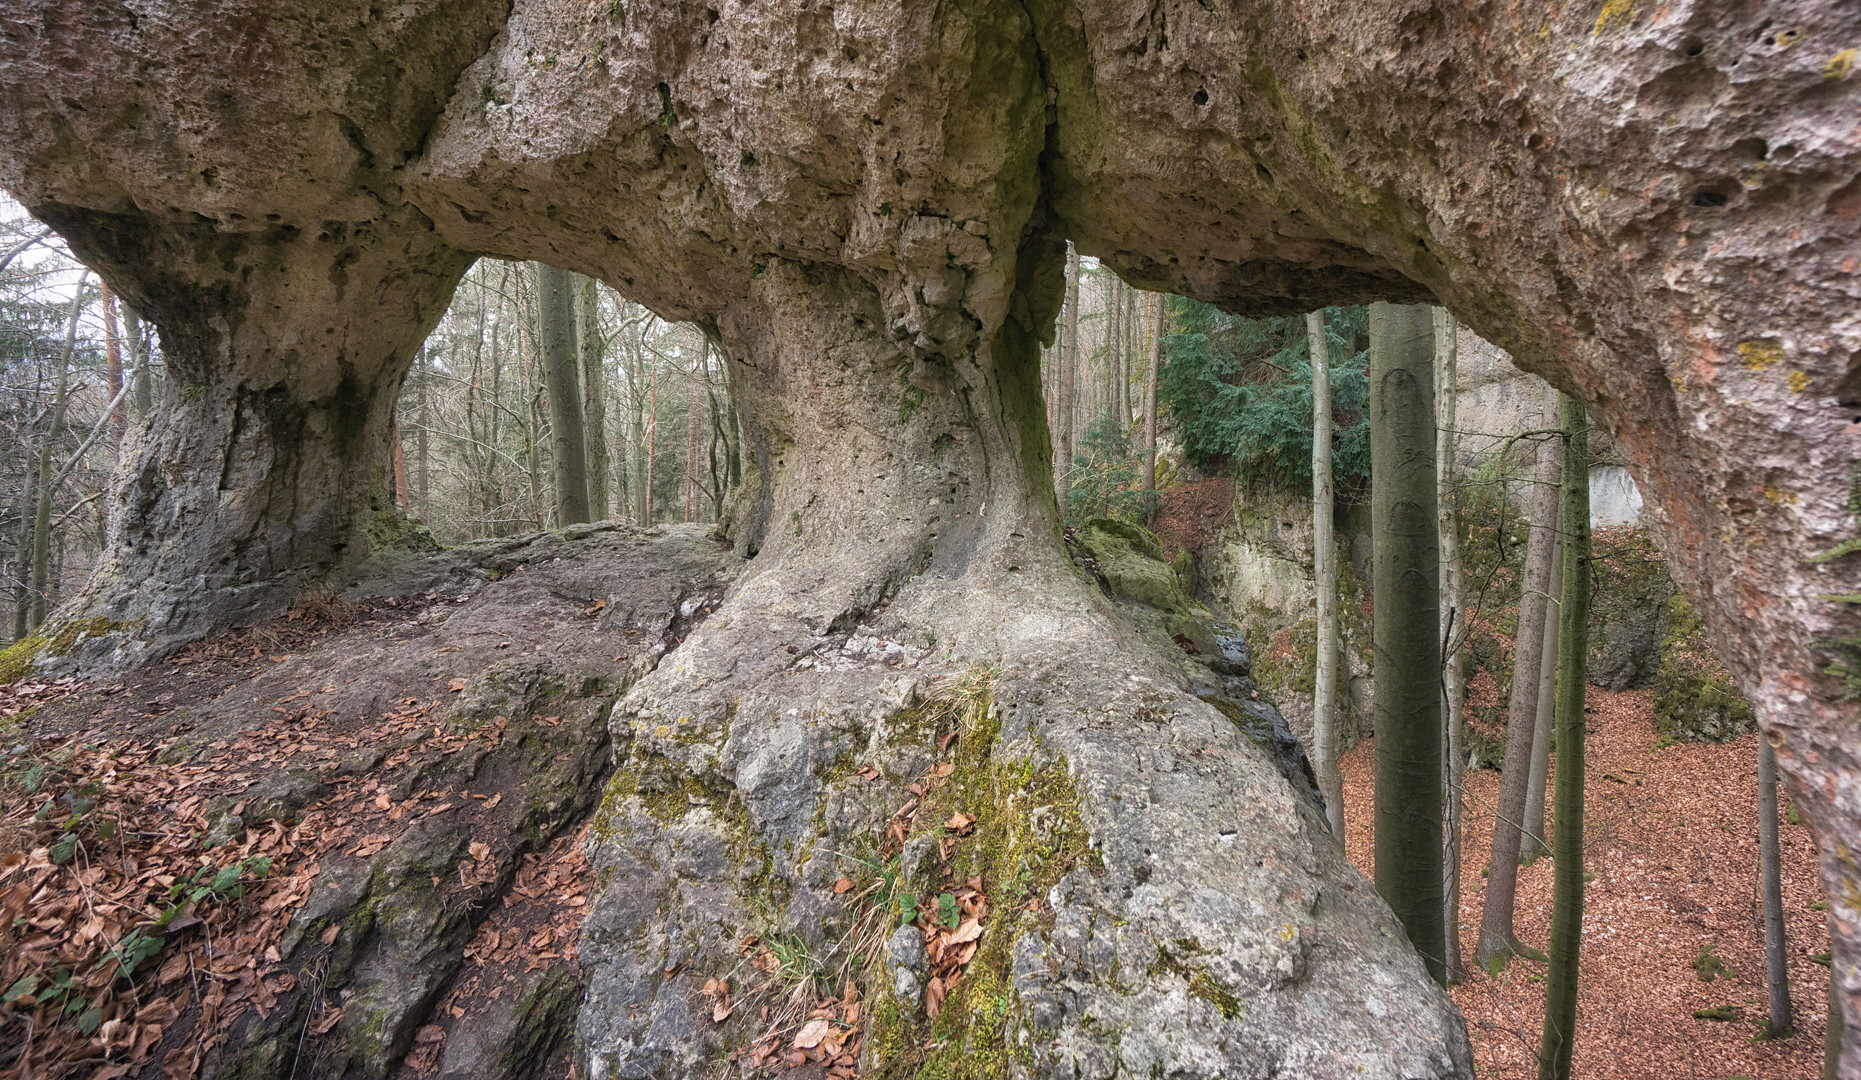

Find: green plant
[1062,412,1159,527]
[1693,942,1731,981]
[1156,300,1371,495]
[169,854,273,906]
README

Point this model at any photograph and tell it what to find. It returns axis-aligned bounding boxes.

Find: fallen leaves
[0,736,323,1080]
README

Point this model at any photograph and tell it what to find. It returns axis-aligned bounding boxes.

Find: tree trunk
[1761,733,1795,1036]
[1538,391,1591,1080]
[99,280,128,456]
[1434,306,1466,984]
[30,282,86,630]
[392,433,409,508]
[1125,286,1139,425]
[687,351,701,523]
[1369,300,1445,985]
[13,463,35,642]
[1829,975,1845,1080]
[578,274,612,522]
[416,346,431,516]
[539,263,590,526]
[1107,277,1123,438]
[645,364,658,525]
[1055,245,1079,507]
[1524,507,1564,861]
[1477,412,1563,968]
[1142,293,1163,491]
[123,305,152,417]
[1308,308,1344,837]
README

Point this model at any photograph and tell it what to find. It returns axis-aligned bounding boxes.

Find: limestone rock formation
[2,0,1859,1074]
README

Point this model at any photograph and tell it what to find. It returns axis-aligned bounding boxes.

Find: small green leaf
[76,1007,103,1035]
[4,975,39,1003]
[939,892,959,930]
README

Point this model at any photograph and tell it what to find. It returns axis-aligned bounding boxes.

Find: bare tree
[1477,405,1562,969]
[1538,392,1592,1080]
[537,263,590,526]
[1760,733,1794,1036]
[1142,293,1163,491]
[1434,306,1466,983]
[578,274,611,521]
[1307,307,1344,837]
[1369,301,1445,985]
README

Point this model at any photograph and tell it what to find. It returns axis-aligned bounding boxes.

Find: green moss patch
[864,668,1097,1080]
[1653,595,1755,744]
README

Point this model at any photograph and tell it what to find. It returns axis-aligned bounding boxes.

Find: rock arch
[2,0,1857,1074]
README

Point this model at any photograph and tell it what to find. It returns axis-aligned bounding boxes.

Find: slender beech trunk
[686,355,701,522]
[99,281,127,456]
[1142,294,1163,491]
[13,464,35,641]
[621,355,636,521]
[1538,392,1591,1080]
[1125,287,1139,425]
[392,434,409,507]
[631,343,650,523]
[645,364,658,525]
[578,274,612,521]
[1108,278,1123,437]
[30,282,86,629]
[1760,734,1794,1036]
[1524,484,1564,860]
[1828,975,1844,1080]
[124,306,152,416]
[1369,301,1445,985]
[1055,245,1079,506]
[1478,420,1563,967]
[538,263,590,526]
[416,346,431,516]
[1434,307,1466,984]
[1308,308,1344,837]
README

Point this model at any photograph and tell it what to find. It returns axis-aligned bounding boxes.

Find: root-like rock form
[3,0,1858,1073]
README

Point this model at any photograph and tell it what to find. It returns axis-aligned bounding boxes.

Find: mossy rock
[1654,595,1755,743]
[1251,618,1317,696]
[1586,529,1677,690]
[1077,518,1184,613]
[0,635,47,684]
[0,618,131,684]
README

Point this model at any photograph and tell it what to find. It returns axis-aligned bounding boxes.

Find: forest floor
[1341,682,1830,1080]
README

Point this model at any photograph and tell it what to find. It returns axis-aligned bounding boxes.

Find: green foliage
[1156,300,1370,494]
[1693,942,1731,981]
[1062,412,1158,527]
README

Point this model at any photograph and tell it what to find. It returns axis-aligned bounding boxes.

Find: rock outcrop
[2,0,1858,1073]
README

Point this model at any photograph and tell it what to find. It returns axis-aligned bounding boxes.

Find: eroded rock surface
[2,0,1858,1072]
[4,523,737,1080]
